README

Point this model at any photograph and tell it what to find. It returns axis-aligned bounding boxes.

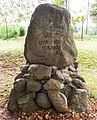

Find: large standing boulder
[24,3,77,68]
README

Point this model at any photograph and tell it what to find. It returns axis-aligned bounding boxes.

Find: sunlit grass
[0,37,25,52]
[74,33,97,41]
[75,41,97,98]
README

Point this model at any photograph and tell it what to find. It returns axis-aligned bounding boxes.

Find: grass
[75,40,97,98]
[0,37,25,52]
[0,36,97,98]
[74,33,97,41]
[78,51,97,97]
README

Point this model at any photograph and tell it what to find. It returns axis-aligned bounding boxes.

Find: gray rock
[62,72,72,84]
[19,100,39,113]
[61,68,70,75]
[51,66,57,74]
[7,89,25,112]
[27,80,42,92]
[68,65,76,72]
[55,70,64,80]
[34,65,52,80]
[17,93,35,105]
[20,64,29,74]
[69,89,90,113]
[14,78,27,92]
[61,83,76,99]
[43,78,64,90]
[73,60,78,69]
[7,99,18,112]
[23,73,31,79]
[48,90,68,112]
[70,73,85,82]
[14,72,24,81]
[24,3,77,68]
[36,92,51,108]
[28,64,39,74]
[72,78,87,90]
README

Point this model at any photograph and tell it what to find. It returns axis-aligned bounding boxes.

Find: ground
[0,38,97,119]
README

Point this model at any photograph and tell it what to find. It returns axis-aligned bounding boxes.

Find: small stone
[68,65,76,72]
[23,74,31,79]
[36,92,51,108]
[17,93,35,105]
[17,94,30,105]
[72,78,87,90]
[7,99,18,112]
[14,78,27,92]
[61,68,70,74]
[19,100,39,113]
[55,70,64,80]
[7,89,25,112]
[61,83,76,99]
[43,78,64,90]
[51,66,57,75]
[69,89,90,113]
[20,64,29,74]
[70,73,86,82]
[48,90,68,112]
[41,80,47,84]
[28,64,39,74]
[34,65,52,80]
[73,60,78,69]
[14,72,24,81]
[27,80,42,92]
[62,72,72,84]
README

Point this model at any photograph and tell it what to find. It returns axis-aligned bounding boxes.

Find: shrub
[0,26,25,40]
[19,27,25,36]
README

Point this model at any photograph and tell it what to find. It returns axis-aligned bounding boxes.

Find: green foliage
[38,0,47,3]
[0,26,25,40]
[72,16,86,26]
[90,0,97,23]
[0,28,6,39]
[53,0,67,6]
[72,16,80,25]
[0,0,34,27]
[19,27,25,36]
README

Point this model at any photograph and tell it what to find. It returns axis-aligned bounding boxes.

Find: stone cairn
[7,4,90,113]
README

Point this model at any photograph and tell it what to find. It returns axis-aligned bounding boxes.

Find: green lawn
[0,37,97,97]
[0,37,25,52]
[75,40,97,97]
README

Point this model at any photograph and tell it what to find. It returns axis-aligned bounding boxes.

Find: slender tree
[90,0,97,23]
[86,0,89,34]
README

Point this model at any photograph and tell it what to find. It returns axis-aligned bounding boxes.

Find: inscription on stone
[38,40,60,50]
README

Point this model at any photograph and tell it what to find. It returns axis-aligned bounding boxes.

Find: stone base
[7,64,90,113]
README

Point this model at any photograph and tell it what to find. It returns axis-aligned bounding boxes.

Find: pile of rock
[7,3,90,113]
[8,63,90,113]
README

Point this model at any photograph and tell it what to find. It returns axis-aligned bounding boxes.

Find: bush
[0,27,6,40]
[8,28,17,38]
[19,27,25,36]
[0,26,25,40]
